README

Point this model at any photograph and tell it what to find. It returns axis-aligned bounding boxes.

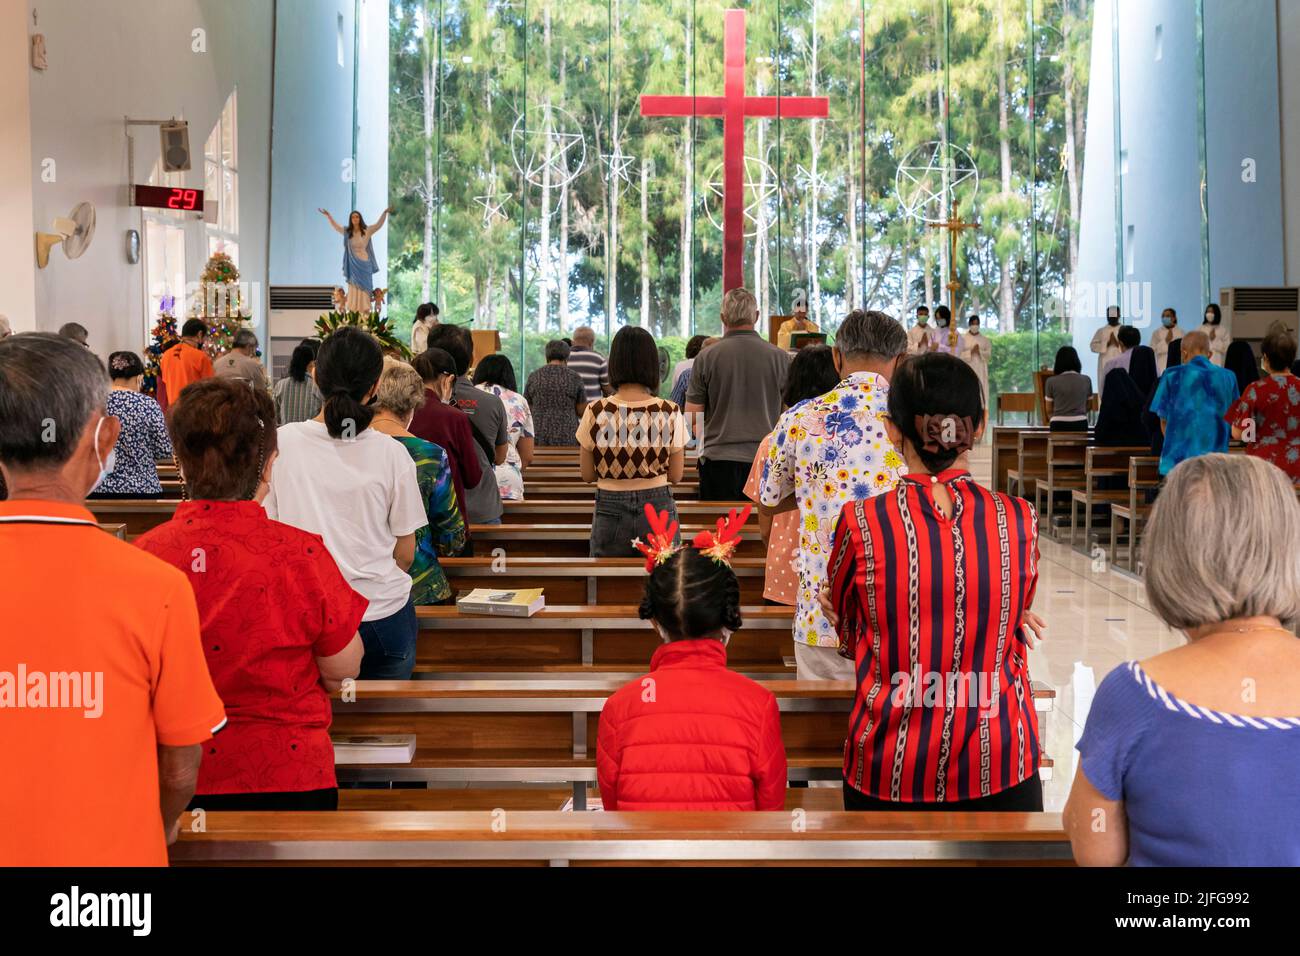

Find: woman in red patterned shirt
[1225,329,1300,484]
[824,353,1045,811]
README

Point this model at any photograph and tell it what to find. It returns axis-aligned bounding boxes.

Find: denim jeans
[590,485,679,558]
[357,599,419,680]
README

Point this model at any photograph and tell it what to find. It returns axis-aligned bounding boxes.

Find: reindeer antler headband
[632,503,753,572]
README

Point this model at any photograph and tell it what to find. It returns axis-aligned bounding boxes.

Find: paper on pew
[332,734,417,765]
[456,588,545,618]
[559,797,604,812]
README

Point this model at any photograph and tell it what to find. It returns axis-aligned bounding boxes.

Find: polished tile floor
[967,446,1183,811]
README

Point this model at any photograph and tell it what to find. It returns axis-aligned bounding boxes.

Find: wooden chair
[1031,434,1092,537]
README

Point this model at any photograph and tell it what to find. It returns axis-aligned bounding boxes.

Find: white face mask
[90,415,116,494]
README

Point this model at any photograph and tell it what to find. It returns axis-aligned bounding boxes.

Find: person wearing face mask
[1152,308,1181,375]
[0,332,226,864]
[959,313,989,409]
[595,507,788,811]
[930,304,960,355]
[1090,306,1124,397]
[907,305,933,355]
[1201,303,1231,367]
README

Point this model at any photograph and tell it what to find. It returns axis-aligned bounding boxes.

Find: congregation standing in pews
[213,329,269,391]
[10,284,1300,868]
[1044,346,1093,432]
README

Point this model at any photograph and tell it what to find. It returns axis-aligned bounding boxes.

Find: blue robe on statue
[343,233,379,294]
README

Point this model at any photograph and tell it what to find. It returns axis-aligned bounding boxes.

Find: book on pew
[456,587,545,618]
[332,734,417,765]
[559,796,604,812]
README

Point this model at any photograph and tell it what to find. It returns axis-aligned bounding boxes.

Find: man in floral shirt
[759,309,908,680]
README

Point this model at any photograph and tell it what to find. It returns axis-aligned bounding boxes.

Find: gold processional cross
[927,204,980,349]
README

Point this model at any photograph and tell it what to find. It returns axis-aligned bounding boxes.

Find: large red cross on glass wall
[641,8,829,294]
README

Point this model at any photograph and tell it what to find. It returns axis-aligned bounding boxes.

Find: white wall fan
[35,201,97,268]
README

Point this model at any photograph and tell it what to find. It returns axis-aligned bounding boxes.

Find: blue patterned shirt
[1149,356,1239,475]
[94,389,172,496]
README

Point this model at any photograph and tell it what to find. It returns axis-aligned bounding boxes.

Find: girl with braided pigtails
[595,503,788,810]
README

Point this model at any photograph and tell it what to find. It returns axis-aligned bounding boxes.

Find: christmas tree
[142,297,179,399]
[192,250,252,359]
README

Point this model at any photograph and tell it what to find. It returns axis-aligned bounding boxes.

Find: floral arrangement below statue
[314,310,411,359]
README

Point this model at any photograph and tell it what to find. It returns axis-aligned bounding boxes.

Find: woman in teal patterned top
[371,359,467,603]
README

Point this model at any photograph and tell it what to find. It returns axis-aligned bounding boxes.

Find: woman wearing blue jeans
[264,326,429,680]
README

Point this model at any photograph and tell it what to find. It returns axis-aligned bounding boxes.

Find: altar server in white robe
[1151,306,1180,374]
[960,314,989,408]
[1090,305,1123,397]
[1201,303,1231,367]
[906,305,934,355]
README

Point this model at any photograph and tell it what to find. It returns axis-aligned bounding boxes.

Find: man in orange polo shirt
[0,333,226,866]
[160,318,215,407]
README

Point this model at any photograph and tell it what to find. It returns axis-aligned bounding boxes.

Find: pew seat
[170,809,1072,865]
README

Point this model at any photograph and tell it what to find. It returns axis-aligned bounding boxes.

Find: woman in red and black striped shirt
[826,353,1044,811]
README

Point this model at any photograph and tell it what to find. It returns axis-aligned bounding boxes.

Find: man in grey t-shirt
[685,287,791,501]
[427,325,508,523]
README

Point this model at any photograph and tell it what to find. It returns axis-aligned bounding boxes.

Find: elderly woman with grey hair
[1065,453,1300,866]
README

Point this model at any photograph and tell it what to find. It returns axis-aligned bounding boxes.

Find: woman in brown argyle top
[577,327,689,557]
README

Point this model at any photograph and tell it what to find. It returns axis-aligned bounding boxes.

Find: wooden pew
[441,556,767,605]
[1066,445,1150,548]
[500,499,749,525]
[98,523,127,540]
[327,680,1056,804]
[991,425,1044,495]
[1108,456,1162,573]
[413,604,795,675]
[1007,429,1050,499]
[1030,433,1092,536]
[170,809,1072,865]
[466,522,759,557]
[524,482,700,500]
[87,499,177,537]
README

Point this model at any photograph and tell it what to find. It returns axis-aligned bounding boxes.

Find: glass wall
[387,0,1100,388]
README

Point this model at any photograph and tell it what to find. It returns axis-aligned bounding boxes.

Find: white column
[0,0,36,331]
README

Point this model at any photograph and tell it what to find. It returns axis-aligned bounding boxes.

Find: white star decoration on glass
[894,141,979,225]
[701,156,778,238]
[510,106,587,190]
[795,163,835,199]
[602,149,635,185]
[474,192,508,226]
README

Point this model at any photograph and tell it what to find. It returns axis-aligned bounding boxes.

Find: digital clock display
[131,185,204,211]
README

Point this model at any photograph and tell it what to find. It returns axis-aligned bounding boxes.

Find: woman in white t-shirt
[263,326,429,679]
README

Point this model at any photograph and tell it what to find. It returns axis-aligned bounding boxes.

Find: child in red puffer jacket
[595,506,788,810]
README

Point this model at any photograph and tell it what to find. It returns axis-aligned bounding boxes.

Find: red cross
[641,8,829,295]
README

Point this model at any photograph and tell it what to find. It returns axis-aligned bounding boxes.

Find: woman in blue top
[1065,453,1300,866]
[90,351,172,498]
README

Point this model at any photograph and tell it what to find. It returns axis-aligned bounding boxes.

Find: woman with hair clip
[263,326,430,679]
[273,338,322,424]
[596,503,788,810]
[136,378,366,810]
[822,352,1047,812]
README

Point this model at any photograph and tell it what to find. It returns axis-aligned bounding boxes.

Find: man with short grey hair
[0,333,225,865]
[214,327,268,391]
[567,325,612,401]
[759,309,909,678]
[686,286,793,500]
